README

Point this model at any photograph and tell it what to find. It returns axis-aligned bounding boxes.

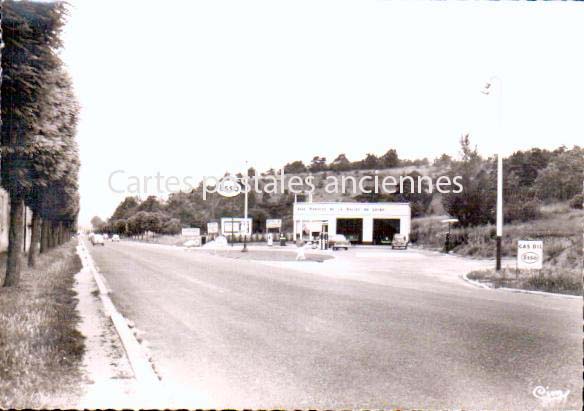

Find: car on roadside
[329,234,351,251]
[112,234,120,242]
[391,233,408,250]
[91,234,105,246]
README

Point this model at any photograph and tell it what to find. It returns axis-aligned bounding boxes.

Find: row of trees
[101,138,582,235]
[92,206,183,238]
[98,184,297,237]
[282,149,430,174]
[1,1,80,286]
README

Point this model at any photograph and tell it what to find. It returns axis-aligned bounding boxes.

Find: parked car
[391,234,408,250]
[379,236,392,245]
[329,234,351,250]
[91,234,105,246]
[102,233,109,241]
[111,234,120,242]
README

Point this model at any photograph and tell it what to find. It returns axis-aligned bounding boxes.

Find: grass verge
[411,205,584,259]
[201,248,334,262]
[0,241,84,408]
[467,266,581,296]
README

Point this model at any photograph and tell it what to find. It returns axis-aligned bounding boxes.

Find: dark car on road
[391,234,408,250]
[329,234,351,251]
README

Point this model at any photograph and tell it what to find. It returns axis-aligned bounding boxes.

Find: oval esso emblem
[217,177,241,197]
[521,252,538,264]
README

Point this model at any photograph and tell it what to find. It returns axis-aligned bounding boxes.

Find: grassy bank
[201,248,334,262]
[411,202,583,295]
[467,267,581,296]
[0,241,84,409]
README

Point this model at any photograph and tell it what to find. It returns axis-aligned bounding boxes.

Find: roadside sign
[517,240,543,269]
[266,219,282,229]
[267,233,273,246]
[221,218,252,236]
[182,227,200,237]
[207,222,219,234]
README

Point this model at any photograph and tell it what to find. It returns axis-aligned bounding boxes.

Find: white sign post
[181,227,200,237]
[517,240,543,270]
[207,222,219,234]
[221,218,252,236]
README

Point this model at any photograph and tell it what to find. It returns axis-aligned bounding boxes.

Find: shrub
[504,198,542,223]
[569,194,583,209]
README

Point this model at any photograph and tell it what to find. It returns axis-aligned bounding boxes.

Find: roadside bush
[524,269,581,295]
[468,267,580,295]
[569,194,583,209]
[504,198,542,223]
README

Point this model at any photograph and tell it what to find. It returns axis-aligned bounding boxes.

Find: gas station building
[293,202,411,245]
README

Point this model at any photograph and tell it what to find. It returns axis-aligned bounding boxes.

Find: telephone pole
[482,77,503,271]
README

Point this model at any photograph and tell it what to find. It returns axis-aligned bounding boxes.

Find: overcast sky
[60,0,584,225]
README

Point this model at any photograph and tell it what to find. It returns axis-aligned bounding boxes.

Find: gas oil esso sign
[517,240,543,270]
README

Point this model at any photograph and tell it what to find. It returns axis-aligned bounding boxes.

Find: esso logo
[217,177,241,197]
[521,252,539,264]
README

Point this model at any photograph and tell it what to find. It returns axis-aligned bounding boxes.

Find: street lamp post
[496,153,503,271]
[242,161,249,252]
[482,77,503,271]
[441,218,459,253]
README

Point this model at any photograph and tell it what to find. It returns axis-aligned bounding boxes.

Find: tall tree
[26,68,79,266]
[308,156,327,172]
[330,154,351,171]
[1,1,72,284]
[441,136,496,227]
[380,149,399,168]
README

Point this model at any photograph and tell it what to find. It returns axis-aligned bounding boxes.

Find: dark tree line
[282,149,429,174]
[104,138,583,237]
[1,1,80,286]
[101,185,298,237]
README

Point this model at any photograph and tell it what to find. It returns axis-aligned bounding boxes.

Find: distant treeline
[278,149,429,174]
[96,140,583,236]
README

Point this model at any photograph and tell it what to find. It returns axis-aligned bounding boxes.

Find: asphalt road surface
[87,240,581,410]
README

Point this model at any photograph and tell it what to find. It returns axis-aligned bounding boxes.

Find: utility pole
[482,77,503,271]
[242,161,249,252]
[496,153,503,271]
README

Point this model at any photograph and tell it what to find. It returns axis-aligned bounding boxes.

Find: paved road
[87,240,581,410]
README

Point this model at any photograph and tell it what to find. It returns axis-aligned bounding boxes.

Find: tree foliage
[441,136,496,227]
[1,1,79,285]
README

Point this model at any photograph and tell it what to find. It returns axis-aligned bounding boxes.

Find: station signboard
[221,218,252,236]
[207,222,219,234]
[517,240,543,270]
[266,219,282,229]
[181,227,200,237]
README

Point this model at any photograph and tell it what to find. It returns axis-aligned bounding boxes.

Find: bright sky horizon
[60,0,584,226]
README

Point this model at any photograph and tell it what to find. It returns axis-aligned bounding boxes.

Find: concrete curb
[461,271,581,300]
[77,243,161,387]
[461,272,491,289]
